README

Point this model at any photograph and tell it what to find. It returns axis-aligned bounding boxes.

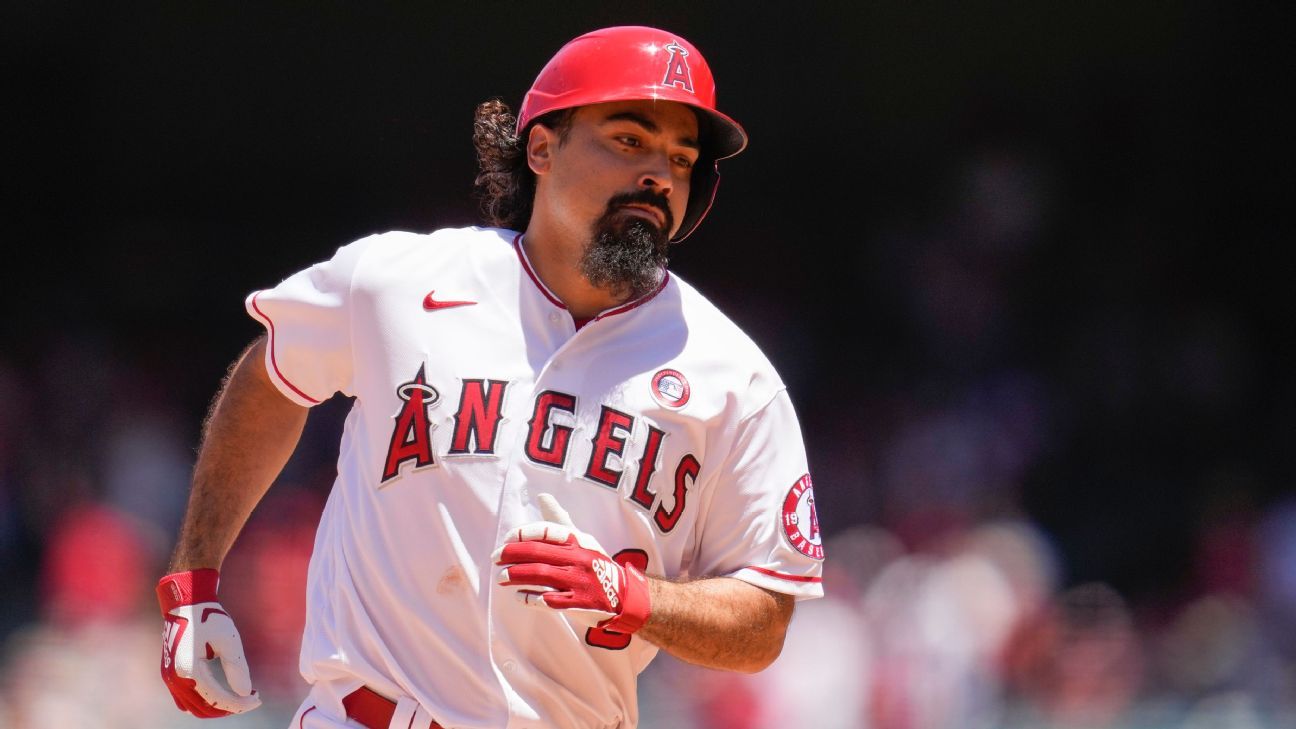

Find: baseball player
[157,25,824,729]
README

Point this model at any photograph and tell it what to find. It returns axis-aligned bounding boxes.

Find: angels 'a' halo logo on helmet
[660,41,695,92]
[781,474,824,560]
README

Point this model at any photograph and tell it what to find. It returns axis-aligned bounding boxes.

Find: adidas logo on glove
[592,558,620,609]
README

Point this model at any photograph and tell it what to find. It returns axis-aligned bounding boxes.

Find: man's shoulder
[668,274,763,346]
[343,226,519,274]
[665,272,785,388]
[359,226,518,254]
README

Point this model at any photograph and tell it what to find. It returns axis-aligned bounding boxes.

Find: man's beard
[579,190,675,301]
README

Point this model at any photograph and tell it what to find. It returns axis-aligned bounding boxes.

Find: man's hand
[157,569,261,718]
[493,493,651,634]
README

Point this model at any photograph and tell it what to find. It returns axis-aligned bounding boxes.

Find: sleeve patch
[781,474,824,560]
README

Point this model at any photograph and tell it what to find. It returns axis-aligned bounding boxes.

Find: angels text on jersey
[381,365,699,534]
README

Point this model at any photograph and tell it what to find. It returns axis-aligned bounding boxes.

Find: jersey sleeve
[244,236,375,406]
[691,389,825,600]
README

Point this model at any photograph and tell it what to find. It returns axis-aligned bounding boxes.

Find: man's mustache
[605,190,674,232]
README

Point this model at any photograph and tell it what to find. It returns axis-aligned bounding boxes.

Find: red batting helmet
[517,26,748,241]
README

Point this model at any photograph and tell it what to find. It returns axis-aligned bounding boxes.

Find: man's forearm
[169,336,309,571]
[636,576,793,673]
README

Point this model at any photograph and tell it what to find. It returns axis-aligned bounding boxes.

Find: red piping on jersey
[299,705,316,728]
[249,292,322,405]
[746,566,823,583]
[594,273,669,320]
[513,234,566,309]
[513,234,669,319]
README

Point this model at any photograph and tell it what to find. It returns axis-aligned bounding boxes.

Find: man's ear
[527,124,555,176]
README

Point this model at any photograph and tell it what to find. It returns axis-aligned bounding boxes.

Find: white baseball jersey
[246,227,824,729]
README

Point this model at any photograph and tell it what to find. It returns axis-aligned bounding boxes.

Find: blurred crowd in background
[4,143,1293,728]
[2,2,1290,728]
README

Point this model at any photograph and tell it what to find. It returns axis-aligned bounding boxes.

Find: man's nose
[637,158,674,197]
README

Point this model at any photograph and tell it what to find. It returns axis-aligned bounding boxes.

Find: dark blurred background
[1,2,1291,727]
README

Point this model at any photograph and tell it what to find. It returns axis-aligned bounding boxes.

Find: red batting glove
[157,569,261,718]
[493,493,651,634]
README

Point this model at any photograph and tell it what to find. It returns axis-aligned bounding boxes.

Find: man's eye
[674,156,695,169]
[616,136,641,147]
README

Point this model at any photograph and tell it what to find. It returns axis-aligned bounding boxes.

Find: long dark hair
[472,99,572,231]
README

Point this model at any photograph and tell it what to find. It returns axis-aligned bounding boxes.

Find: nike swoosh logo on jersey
[423,291,477,311]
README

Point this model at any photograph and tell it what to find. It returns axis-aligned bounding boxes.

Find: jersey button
[548,312,561,323]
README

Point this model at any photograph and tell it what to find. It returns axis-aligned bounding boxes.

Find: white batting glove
[157,569,261,718]
[493,493,652,634]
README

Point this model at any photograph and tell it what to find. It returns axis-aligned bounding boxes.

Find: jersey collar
[513,234,669,321]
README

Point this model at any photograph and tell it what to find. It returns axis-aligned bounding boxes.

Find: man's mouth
[618,203,667,229]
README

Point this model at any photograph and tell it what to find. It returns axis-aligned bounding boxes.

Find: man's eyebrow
[601,111,700,150]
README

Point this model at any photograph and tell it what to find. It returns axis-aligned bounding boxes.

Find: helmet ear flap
[673,160,720,242]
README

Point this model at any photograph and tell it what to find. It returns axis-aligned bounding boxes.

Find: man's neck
[519,229,629,320]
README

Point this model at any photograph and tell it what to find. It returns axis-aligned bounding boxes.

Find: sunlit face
[528,99,701,297]
[533,99,700,238]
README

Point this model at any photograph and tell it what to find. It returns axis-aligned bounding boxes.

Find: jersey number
[585,549,650,651]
